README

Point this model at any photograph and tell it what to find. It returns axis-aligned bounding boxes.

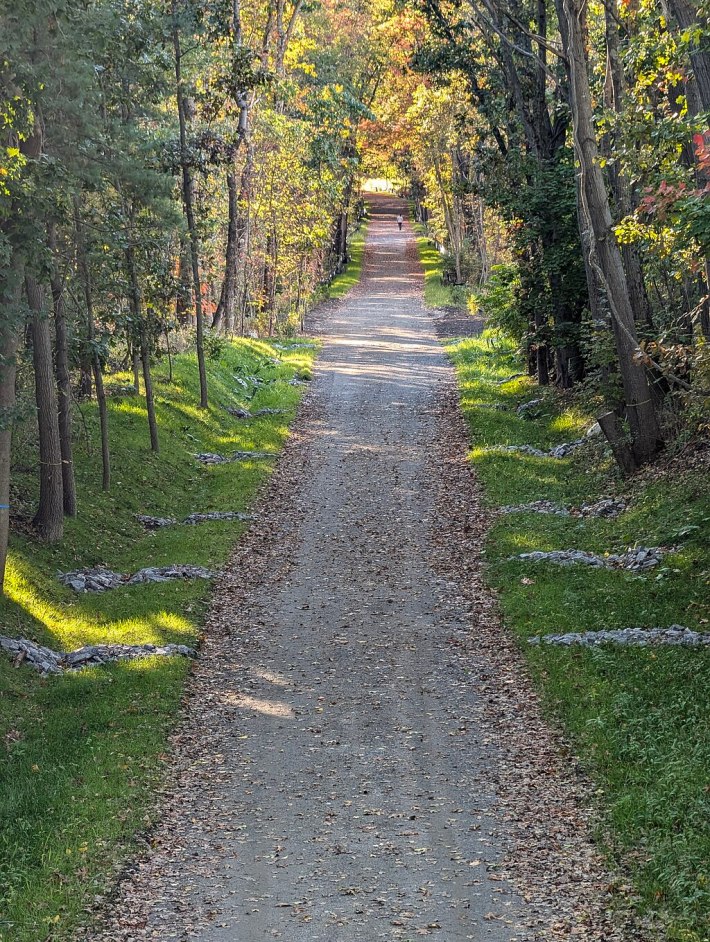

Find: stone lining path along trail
[89,196,651,942]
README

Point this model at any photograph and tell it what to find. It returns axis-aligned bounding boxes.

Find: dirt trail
[90,196,648,941]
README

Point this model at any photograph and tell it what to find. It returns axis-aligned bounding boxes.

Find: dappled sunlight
[111,401,147,418]
[223,692,295,719]
[4,553,197,650]
[250,667,291,687]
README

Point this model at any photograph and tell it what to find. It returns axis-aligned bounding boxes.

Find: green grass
[448,331,710,941]
[327,218,368,300]
[410,211,473,310]
[0,337,317,941]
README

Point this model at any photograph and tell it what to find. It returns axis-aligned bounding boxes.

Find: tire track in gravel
[87,194,653,942]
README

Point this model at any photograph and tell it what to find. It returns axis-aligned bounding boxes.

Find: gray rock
[60,564,214,593]
[499,500,571,516]
[499,497,627,519]
[183,511,255,524]
[529,626,710,648]
[578,498,627,519]
[136,514,177,529]
[195,451,275,464]
[0,635,196,675]
[548,438,587,458]
[227,407,287,419]
[586,422,602,438]
[59,567,126,592]
[517,398,545,415]
[126,564,214,586]
[511,545,667,571]
[496,372,525,385]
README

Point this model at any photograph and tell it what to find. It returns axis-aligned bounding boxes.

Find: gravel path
[88,196,652,941]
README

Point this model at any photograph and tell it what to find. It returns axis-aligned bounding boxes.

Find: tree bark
[603,1,654,329]
[74,198,111,491]
[666,0,710,109]
[173,0,208,409]
[126,245,159,453]
[558,0,663,464]
[0,271,23,589]
[48,224,77,516]
[27,276,64,542]
[213,170,239,332]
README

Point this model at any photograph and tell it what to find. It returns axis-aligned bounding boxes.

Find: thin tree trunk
[26,276,64,542]
[213,170,239,332]
[48,224,77,516]
[173,0,208,409]
[665,0,710,108]
[603,2,654,329]
[559,0,663,464]
[74,198,111,491]
[0,271,23,589]
[126,245,159,453]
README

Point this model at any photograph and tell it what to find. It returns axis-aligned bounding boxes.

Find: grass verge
[327,218,368,300]
[0,338,316,941]
[447,331,710,941]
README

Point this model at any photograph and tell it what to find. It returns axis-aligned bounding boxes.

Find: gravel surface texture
[85,196,654,941]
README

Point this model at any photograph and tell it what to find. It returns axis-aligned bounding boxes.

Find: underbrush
[0,338,316,941]
[448,331,710,941]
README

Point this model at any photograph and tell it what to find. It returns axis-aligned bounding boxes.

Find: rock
[529,626,710,648]
[548,438,586,459]
[586,422,602,438]
[136,514,177,529]
[495,372,525,385]
[578,498,626,518]
[59,567,126,592]
[493,439,587,460]
[183,511,255,524]
[60,565,214,593]
[227,407,286,419]
[0,635,197,675]
[126,565,214,586]
[497,444,549,458]
[499,500,571,516]
[516,398,544,416]
[195,451,275,464]
[510,545,667,571]
[499,497,627,518]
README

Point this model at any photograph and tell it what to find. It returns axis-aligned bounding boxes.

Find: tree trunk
[173,0,208,409]
[140,325,159,455]
[126,245,159,452]
[666,0,710,109]
[0,270,23,589]
[559,0,663,465]
[48,224,77,516]
[27,277,64,542]
[603,2,654,329]
[74,197,111,491]
[213,170,239,332]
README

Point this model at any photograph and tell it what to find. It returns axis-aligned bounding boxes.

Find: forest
[0,0,709,939]
[1,0,709,576]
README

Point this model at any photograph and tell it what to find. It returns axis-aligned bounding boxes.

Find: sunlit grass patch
[448,330,710,940]
[0,337,315,942]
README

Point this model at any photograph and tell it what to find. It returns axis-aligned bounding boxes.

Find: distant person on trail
[397,213,403,231]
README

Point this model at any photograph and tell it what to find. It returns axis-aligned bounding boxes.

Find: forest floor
[79,195,658,942]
